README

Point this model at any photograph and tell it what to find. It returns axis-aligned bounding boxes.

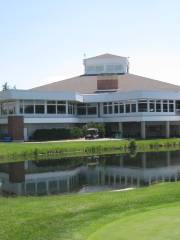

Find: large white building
[1,53,180,141]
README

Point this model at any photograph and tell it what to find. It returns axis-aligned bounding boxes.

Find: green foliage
[128,139,137,150]
[32,127,83,141]
[70,127,84,138]
[2,82,9,91]
[84,122,106,137]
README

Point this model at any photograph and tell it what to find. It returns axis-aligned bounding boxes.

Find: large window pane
[149,101,155,112]
[87,105,97,115]
[35,105,45,114]
[131,104,136,112]
[57,105,66,114]
[138,101,147,112]
[176,101,180,110]
[156,100,161,112]
[108,105,113,114]
[24,105,34,114]
[120,105,124,113]
[163,100,168,112]
[114,104,119,114]
[126,104,130,113]
[47,105,56,114]
[77,104,86,115]
[169,103,174,112]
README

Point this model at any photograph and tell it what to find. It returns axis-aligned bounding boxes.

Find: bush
[33,127,83,141]
[70,127,84,139]
[128,139,137,151]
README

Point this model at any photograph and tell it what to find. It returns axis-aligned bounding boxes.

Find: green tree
[2,82,9,91]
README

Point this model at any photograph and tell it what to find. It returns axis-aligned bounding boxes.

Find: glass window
[86,66,96,74]
[103,103,113,114]
[8,102,16,114]
[114,104,119,114]
[68,104,75,115]
[120,104,124,113]
[108,105,113,114]
[115,65,123,73]
[35,105,45,114]
[131,104,136,112]
[57,105,66,114]
[169,103,174,112]
[47,101,56,104]
[77,104,86,115]
[87,104,97,115]
[149,100,155,112]
[176,101,180,110]
[34,100,45,104]
[106,65,114,73]
[24,105,34,114]
[57,101,66,104]
[138,101,147,112]
[47,105,56,114]
[103,103,107,114]
[96,66,104,74]
[1,103,8,115]
[163,100,168,112]
[156,100,161,112]
[126,104,130,113]
[20,105,23,114]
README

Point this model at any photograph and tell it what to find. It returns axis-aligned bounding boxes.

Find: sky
[0,0,180,89]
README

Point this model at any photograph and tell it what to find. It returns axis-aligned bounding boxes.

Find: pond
[0,150,180,196]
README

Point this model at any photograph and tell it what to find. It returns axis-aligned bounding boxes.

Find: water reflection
[1,151,180,196]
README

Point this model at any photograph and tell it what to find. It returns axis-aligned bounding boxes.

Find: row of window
[86,64,125,74]
[20,101,75,115]
[0,99,178,116]
[103,100,175,114]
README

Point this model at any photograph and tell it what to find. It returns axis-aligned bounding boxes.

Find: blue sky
[0,0,180,89]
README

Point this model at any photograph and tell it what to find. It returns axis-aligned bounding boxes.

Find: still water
[0,150,180,196]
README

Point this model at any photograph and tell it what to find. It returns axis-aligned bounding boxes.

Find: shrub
[32,127,83,141]
[70,127,84,139]
[128,139,137,151]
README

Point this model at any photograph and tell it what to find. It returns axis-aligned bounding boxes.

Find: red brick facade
[8,116,24,141]
[97,76,118,90]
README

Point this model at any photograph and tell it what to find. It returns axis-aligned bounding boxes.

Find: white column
[15,100,20,115]
[147,100,150,112]
[141,121,146,139]
[45,101,47,114]
[66,101,68,115]
[166,121,170,138]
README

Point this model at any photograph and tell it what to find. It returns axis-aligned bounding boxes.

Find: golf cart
[85,128,99,140]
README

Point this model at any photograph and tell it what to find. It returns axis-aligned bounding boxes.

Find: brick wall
[8,116,24,140]
[97,75,118,90]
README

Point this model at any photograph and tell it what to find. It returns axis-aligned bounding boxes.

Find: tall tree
[2,82,9,91]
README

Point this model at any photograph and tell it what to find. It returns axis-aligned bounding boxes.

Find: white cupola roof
[83,53,129,75]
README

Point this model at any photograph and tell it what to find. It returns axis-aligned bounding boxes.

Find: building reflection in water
[0,151,180,196]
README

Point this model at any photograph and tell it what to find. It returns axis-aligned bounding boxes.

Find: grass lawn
[88,205,180,240]
[1,138,180,162]
[1,183,180,240]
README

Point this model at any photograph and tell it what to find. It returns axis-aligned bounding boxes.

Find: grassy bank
[1,183,180,240]
[1,138,180,162]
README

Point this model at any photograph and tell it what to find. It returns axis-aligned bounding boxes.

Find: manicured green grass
[1,138,180,162]
[88,205,180,240]
[1,183,180,240]
[0,140,129,162]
